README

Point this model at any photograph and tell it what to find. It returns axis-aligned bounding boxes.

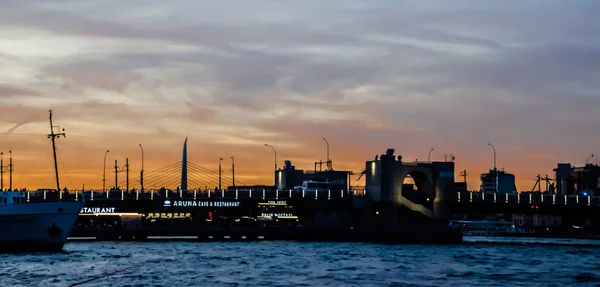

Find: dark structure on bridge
[275,160,351,191]
[365,148,456,220]
[555,163,600,196]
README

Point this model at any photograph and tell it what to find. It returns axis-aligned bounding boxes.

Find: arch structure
[365,149,455,219]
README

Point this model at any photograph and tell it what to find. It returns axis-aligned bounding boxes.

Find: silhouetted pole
[139,144,144,192]
[114,159,118,190]
[322,137,330,171]
[103,150,109,192]
[264,144,277,170]
[1,152,3,190]
[218,157,223,190]
[125,157,129,192]
[231,156,235,188]
[8,150,12,190]
[48,110,65,192]
[264,144,277,185]
[486,143,498,193]
[428,148,434,162]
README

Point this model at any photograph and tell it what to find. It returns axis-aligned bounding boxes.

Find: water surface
[1,239,599,286]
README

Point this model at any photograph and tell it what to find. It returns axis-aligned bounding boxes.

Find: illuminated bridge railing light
[24,188,358,202]
[456,191,600,207]
[24,189,599,205]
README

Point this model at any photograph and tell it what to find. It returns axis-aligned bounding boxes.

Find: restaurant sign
[80,207,116,214]
[164,200,240,207]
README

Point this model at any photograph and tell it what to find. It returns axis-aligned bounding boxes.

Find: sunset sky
[0,0,599,191]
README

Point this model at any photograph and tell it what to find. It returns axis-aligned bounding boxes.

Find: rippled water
[1,238,600,287]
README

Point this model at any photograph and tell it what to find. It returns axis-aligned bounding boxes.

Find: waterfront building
[479,169,518,194]
[275,160,350,191]
[554,163,600,196]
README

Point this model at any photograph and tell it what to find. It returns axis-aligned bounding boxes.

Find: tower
[181,137,188,192]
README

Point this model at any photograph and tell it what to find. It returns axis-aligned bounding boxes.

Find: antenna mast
[48,110,66,192]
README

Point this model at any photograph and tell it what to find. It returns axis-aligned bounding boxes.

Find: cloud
[0,0,598,190]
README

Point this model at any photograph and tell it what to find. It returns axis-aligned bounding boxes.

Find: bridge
[18,145,600,220]
[363,148,600,220]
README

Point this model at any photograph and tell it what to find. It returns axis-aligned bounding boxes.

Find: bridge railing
[456,191,600,207]
[21,188,366,202]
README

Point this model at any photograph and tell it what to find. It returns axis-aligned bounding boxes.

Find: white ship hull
[0,201,83,252]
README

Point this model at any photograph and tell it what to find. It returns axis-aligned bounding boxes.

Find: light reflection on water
[463,236,600,246]
[0,239,599,287]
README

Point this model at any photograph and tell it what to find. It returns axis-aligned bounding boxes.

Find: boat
[0,110,83,252]
[449,220,533,236]
[0,191,83,252]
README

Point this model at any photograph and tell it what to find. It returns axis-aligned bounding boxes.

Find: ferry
[449,220,531,237]
[0,191,83,252]
[0,110,83,252]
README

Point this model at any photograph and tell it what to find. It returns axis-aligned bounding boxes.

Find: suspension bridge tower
[181,137,188,192]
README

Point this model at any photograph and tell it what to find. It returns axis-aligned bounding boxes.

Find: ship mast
[47,110,66,192]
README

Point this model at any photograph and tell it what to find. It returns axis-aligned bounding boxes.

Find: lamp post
[231,156,235,188]
[428,148,434,162]
[103,150,109,192]
[139,144,144,192]
[8,150,12,190]
[0,152,3,191]
[585,154,594,165]
[486,143,498,193]
[264,144,277,185]
[322,137,330,171]
[264,144,277,170]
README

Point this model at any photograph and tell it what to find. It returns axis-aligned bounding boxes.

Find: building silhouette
[479,169,517,194]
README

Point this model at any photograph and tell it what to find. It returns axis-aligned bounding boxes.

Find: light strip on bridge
[257,215,298,219]
[79,213,142,216]
[258,203,287,206]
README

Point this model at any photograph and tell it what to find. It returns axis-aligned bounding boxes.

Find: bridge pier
[365,149,456,220]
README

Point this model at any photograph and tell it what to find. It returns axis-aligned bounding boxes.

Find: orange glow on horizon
[0,130,583,192]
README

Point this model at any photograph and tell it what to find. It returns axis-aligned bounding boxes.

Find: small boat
[0,110,83,252]
[449,220,532,237]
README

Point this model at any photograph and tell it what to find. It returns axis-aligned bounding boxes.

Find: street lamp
[103,150,110,192]
[486,143,498,193]
[264,144,277,170]
[8,150,12,190]
[0,152,3,191]
[231,156,235,188]
[264,144,277,185]
[139,144,144,192]
[322,137,330,171]
[585,154,594,165]
[428,148,434,162]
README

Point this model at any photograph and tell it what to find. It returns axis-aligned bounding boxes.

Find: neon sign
[261,213,294,217]
[80,207,116,214]
[164,200,240,207]
[259,200,287,206]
